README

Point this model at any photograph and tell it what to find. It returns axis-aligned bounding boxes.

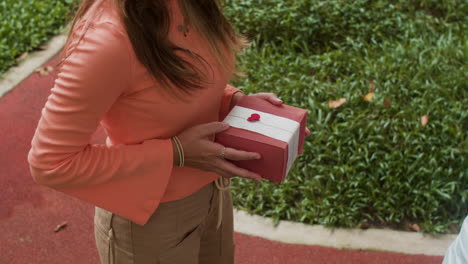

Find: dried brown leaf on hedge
[383,98,392,108]
[363,92,374,102]
[409,223,420,232]
[328,98,347,109]
[421,115,429,126]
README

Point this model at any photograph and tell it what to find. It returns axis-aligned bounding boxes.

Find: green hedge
[0,0,76,75]
[224,0,467,233]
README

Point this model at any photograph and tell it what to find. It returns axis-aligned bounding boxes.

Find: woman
[28,0,309,263]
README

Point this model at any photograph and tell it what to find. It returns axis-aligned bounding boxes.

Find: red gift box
[215,96,308,183]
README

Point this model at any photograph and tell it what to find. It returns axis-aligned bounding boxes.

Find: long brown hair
[58,0,249,97]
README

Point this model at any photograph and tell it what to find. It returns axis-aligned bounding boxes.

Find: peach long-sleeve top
[27,0,241,225]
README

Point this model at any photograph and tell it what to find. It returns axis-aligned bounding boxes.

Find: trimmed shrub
[0,0,76,74]
[225,0,467,233]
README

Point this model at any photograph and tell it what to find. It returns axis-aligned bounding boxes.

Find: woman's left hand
[232,92,311,137]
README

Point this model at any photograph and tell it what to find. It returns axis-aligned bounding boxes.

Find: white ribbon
[223,106,300,174]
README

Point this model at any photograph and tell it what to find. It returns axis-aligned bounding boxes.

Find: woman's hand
[232,92,311,136]
[176,122,263,181]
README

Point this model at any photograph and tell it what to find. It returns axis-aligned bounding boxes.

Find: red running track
[0,54,443,264]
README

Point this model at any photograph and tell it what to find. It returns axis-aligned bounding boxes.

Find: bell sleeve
[27,22,173,225]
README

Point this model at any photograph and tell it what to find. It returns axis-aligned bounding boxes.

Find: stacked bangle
[172,136,184,167]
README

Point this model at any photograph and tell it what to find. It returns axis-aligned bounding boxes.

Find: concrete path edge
[234,209,456,256]
[1,28,457,258]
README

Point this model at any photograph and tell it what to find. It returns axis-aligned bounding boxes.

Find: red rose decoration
[247,113,260,122]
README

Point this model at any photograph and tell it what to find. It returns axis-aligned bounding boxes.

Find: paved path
[0,54,444,263]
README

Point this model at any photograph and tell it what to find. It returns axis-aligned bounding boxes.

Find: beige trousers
[94,180,234,264]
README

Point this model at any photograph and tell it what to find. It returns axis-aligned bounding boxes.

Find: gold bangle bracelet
[176,136,184,167]
[172,137,183,167]
[172,137,180,166]
[172,136,184,167]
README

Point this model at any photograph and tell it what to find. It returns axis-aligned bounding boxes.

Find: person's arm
[27,22,173,225]
[443,215,468,264]
[219,84,244,120]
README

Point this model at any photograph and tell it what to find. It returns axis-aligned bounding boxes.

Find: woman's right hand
[175,122,262,181]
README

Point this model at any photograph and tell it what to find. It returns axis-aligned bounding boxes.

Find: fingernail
[276,98,283,102]
[222,122,230,128]
[255,154,261,159]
